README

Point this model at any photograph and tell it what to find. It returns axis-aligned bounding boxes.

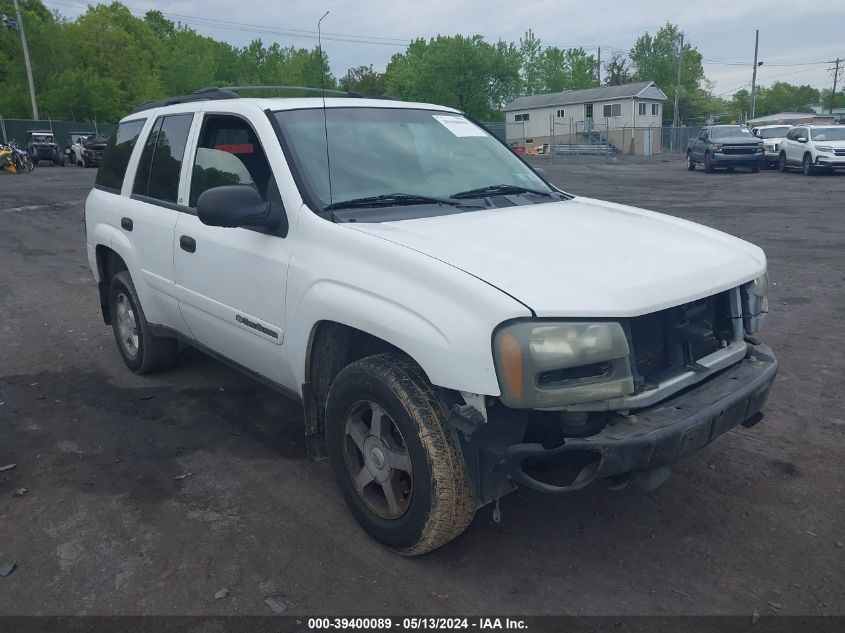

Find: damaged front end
[448,281,777,507]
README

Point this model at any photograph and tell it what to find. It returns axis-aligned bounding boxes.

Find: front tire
[686,152,695,170]
[704,152,714,173]
[802,153,814,176]
[779,152,788,172]
[108,270,177,374]
[326,353,475,555]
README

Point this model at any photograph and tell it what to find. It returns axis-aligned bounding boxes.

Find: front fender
[285,211,532,396]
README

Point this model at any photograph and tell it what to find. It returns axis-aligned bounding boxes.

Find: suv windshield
[756,126,790,139]
[274,107,553,214]
[811,127,845,141]
[711,126,754,139]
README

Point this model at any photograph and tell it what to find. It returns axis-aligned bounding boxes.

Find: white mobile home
[503,81,668,155]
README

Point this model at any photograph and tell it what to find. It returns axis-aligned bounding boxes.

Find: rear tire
[326,353,475,555]
[108,270,177,374]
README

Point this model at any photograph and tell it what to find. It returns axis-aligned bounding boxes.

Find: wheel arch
[302,319,436,459]
[94,244,128,324]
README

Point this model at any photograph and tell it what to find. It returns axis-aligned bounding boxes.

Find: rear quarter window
[95,119,146,192]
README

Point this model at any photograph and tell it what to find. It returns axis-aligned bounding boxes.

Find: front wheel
[326,353,475,555]
[802,154,814,176]
[686,152,695,170]
[704,152,714,173]
[779,152,788,172]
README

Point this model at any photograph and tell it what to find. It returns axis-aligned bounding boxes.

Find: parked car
[85,90,777,554]
[687,124,764,172]
[751,125,791,168]
[778,125,845,175]
[75,133,109,167]
[27,130,64,166]
[66,131,93,165]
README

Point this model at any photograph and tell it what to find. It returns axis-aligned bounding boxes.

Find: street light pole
[12,0,39,120]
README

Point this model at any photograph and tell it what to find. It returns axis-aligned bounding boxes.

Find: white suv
[751,124,791,167]
[85,88,778,554]
[779,124,845,175]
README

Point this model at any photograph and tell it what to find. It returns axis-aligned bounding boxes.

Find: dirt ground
[0,159,843,617]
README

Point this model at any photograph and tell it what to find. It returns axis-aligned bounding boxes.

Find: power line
[43,0,412,46]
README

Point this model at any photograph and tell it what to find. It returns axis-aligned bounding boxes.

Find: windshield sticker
[432,115,488,138]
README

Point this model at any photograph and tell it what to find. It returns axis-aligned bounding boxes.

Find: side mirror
[197,185,278,229]
[797,137,808,143]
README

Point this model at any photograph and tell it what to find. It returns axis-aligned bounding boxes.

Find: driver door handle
[179,235,196,253]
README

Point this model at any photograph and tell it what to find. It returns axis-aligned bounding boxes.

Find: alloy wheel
[342,400,413,520]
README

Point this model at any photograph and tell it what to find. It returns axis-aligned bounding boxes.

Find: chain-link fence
[0,117,115,148]
[504,122,706,163]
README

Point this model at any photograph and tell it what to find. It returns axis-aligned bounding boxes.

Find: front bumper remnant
[498,342,778,494]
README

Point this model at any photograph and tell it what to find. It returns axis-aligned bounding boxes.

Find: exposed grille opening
[525,410,614,443]
[628,291,735,387]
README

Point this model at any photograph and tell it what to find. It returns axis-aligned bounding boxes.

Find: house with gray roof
[503,81,668,155]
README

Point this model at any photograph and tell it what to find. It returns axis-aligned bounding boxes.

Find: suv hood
[347,197,766,317]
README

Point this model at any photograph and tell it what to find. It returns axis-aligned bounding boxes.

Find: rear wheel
[704,152,714,173]
[802,153,814,176]
[326,353,475,555]
[108,270,177,374]
[686,152,695,170]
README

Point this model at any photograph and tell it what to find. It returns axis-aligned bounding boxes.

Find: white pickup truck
[84,88,778,554]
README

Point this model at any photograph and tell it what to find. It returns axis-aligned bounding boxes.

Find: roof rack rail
[131,85,363,113]
[219,85,362,98]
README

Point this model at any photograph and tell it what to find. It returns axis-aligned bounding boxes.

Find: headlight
[816,145,833,154]
[742,274,769,334]
[492,321,634,408]
[711,143,722,151]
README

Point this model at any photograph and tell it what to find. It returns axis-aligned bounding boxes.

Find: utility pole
[596,47,601,87]
[830,57,841,114]
[750,29,759,119]
[12,0,39,120]
[671,33,683,150]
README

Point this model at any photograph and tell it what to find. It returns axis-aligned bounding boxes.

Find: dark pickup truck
[687,125,763,173]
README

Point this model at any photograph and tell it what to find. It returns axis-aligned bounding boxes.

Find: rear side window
[133,113,193,204]
[95,119,146,192]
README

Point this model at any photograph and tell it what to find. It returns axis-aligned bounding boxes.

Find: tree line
[1,1,840,124]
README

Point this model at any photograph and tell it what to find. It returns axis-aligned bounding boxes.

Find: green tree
[386,35,520,119]
[518,29,542,95]
[535,47,595,92]
[630,23,704,121]
[339,65,386,96]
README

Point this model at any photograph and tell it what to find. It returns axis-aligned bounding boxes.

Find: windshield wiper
[324,192,476,211]
[450,183,553,199]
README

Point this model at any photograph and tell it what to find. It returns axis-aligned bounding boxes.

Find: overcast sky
[45,0,844,98]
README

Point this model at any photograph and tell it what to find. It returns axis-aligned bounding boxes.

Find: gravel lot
[0,160,843,617]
